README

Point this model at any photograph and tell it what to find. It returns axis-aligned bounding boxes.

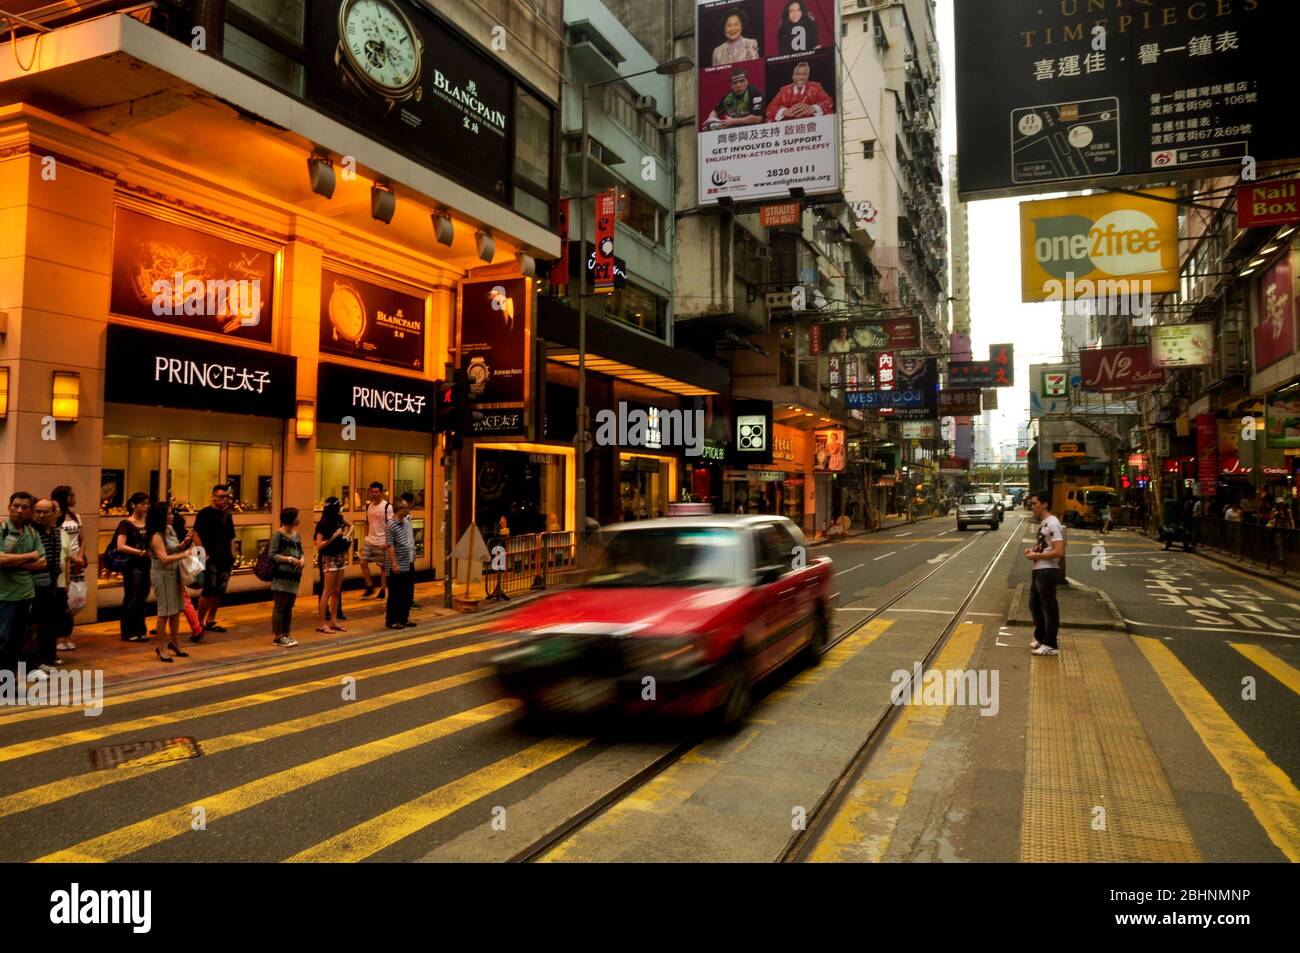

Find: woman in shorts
[314,497,352,634]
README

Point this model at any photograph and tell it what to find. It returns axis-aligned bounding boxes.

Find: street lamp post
[573,56,692,564]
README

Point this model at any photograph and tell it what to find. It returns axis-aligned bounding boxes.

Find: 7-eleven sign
[1042,371,1067,397]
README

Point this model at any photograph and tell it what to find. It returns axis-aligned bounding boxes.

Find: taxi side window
[753,524,789,581]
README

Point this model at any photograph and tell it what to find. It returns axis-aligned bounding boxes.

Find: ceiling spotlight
[1279,226,1297,239]
[475,231,495,263]
[516,252,536,277]
[431,212,454,247]
[371,181,396,224]
[1260,244,1279,255]
[307,151,335,199]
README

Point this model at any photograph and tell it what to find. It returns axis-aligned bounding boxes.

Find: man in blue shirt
[384,498,416,629]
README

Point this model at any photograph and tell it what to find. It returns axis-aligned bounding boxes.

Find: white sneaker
[1031,645,1060,656]
[57,640,76,651]
[1030,640,1042,649]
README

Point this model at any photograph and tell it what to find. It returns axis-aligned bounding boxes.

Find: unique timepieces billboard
[696,0,840,205]
[320,268,426,370]
[310,0,515,199]
[955,0,1293,199]
[457,278,532,410]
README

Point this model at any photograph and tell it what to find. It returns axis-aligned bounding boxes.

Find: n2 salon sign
[317,362,434,432]
[104,324,295,418]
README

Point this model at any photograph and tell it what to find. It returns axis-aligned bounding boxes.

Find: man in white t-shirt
[360,481,392,600]
[1025,491,1065,656]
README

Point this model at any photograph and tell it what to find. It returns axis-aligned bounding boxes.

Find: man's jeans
[1029,568,1060,649]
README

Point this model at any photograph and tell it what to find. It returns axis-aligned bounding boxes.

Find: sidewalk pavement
[1137,529,1300,593]
[811,512,943,547]
[49,579,521,686]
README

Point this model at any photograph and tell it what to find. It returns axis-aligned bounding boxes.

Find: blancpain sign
[431,72,507,135]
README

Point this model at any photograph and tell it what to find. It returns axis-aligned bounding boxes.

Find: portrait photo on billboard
[700,0,765,68]
[458,278,530,407]
[700,61,766,132]
[813,427,845,473]
[764,0,832,59]
[763,48,835,123]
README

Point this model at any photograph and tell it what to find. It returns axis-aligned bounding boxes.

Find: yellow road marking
[1228,643,1300,696]
[0,667,494,820]
[286,737,590,862]
[1134,636,1300,862]
[0,621,490,724]
[809,622,983,862]
[539,618,896,863]
[0,637,508,765]
[34,698,521,863]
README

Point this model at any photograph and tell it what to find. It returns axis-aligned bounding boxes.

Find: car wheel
[714,659,752,730]
[801,604,829,668]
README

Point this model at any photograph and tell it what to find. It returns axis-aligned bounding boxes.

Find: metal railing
[480,531,578,600]
[1193,517,1300,575]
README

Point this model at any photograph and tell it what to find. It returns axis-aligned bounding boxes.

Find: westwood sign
[1078,345,1165,394]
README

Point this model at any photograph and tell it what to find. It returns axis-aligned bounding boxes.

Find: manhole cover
[90,737,202,770]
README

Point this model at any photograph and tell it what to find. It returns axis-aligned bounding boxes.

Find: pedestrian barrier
[1194,517,1299,575]
[481,532,579,599]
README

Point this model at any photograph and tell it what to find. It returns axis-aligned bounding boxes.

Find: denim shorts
[201,566,232,597]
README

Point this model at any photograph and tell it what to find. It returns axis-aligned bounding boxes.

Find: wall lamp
[432,211,454,247]
[0,366,8,418]
[516,252,536,277]
[475,230,495,262]
[307,151,336,198]
[51,370,80,422]
[371,181,397,224]
[294,400,316,439]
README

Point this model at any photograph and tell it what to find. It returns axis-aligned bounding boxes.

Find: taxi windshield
[585,527,743,587]
[962,494,993,505]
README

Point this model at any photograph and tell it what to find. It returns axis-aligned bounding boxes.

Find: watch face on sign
[737,415,766,451]
[338,0,423,100]
[467,357,489,397]
[327,282,367,346]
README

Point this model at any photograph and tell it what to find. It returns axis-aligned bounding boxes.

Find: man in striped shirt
[384,498,416,629]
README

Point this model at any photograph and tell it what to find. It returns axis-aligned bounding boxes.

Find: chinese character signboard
[902,421,937,439]
[809,316,921,354]
[948,344,1014,387]
[1150,323,1213,367]
[954,1,1293,199]
[1237,179,1300,229]
[877,351,896,390]
[938,389,981,416]
[1019,190,1179,301]
[696,0,840,205]
[1078,345,1166,392]
[593,190,617,294]
[1254,254,1295,371]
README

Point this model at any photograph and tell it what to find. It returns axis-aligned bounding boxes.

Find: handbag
[102,533,131,574]
[179,544,207,587]
[253,544,276,582]
[66,578,88,614]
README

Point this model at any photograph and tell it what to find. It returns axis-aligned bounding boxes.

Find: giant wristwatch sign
[310,0,515,199]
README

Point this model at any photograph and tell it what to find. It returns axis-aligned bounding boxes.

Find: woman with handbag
[50,487,86,652]
[314,498,351,634]
[114,493,152,642]
[147,501,194,662]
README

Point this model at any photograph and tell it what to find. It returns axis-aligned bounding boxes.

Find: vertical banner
[1255,253,1295,371]
[593,190,616,294]
[550,198,570,291]
[1195,413,1218,497]
[696,0,840,205]
[877,351,896,390]
[457,278,532,433]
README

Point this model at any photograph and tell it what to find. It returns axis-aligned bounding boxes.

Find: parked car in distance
[957,493,1001,531]
[491,516,834,728]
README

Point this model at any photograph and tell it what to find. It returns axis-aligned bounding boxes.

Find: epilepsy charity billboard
[696,0,840,205]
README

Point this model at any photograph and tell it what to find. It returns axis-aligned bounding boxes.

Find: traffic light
[434,378,456,434]
[434,369,482,450]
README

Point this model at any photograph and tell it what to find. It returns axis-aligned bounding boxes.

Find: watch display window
[233,524,274,575]
[100,436,161,517]
[395,454,427,510]
[410,518,425,559]
[355,452,392,511]
[316,450,352,511]
[167,440,222,514]
[226,444,274,514]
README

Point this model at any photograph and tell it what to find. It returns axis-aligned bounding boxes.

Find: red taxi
[491,516,835,727]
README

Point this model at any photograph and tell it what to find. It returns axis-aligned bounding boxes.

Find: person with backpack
[113,492,152,642]
[268,507,305,647]
[314,498,351,634]
[359,482,392,600]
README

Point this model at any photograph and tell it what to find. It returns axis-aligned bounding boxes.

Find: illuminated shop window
[167,440,222,513]
[316,450,352,511]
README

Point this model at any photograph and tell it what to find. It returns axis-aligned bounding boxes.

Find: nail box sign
[1237,179,1300,229]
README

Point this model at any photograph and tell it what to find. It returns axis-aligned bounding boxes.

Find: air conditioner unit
[634,95,657,115]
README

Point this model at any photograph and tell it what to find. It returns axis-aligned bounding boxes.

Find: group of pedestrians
[0,479,425,672]
[0,487,87,678]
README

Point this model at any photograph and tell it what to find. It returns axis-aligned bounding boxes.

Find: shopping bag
[66,578,88,614]
[180,545,207,587]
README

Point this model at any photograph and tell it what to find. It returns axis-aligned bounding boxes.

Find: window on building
[863,140,876,158]
[514,85,554,227]
[621,188,664,245]
[222,1,306,96]
[601,283,668,338]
